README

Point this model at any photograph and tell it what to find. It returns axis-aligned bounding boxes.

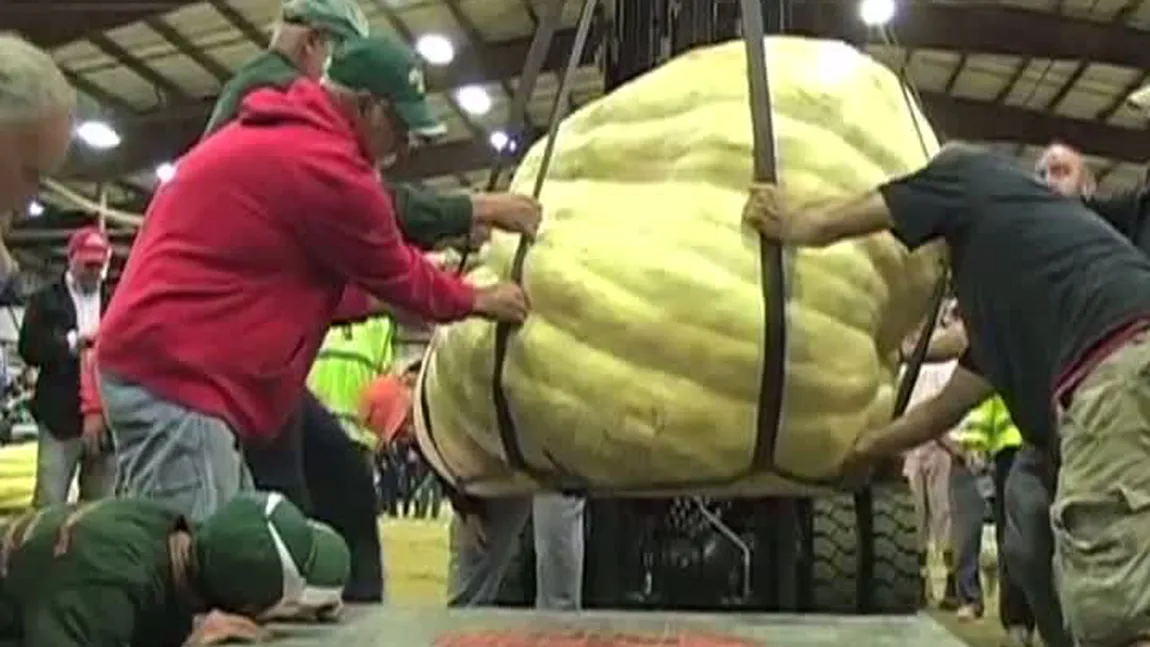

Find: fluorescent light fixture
[415,33,455,66]
[1129,83,1150,111]
[27,201,44,217]
[155,162,177,184]
[456,85,492,116]
[489,130,511,152]
[75,120,121,150]
[858,0,896,26]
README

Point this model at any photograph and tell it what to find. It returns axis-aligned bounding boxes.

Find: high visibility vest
[955,395,1023,456]
[306,317,395,449]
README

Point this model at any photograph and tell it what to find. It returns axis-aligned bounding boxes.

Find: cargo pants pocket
[1052,485,1150,647]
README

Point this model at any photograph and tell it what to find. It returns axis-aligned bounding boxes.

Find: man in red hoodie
[95,35,527,522]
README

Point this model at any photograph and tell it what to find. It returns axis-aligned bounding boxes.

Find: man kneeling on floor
[0,491,348,646]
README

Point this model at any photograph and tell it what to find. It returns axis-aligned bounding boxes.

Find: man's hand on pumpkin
[743,183,842,246]
[472,193,542,239]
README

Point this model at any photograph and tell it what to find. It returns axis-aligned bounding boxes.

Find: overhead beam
[788,1,1150,70]
[63,28,589,180]
[60,5,1150,182]
[393,91,1150,180]
[0,0,198,48]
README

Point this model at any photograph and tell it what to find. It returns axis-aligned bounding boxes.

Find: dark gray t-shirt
[879,148,1150,448]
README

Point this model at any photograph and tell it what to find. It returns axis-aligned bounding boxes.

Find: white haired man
[0,33,76,280]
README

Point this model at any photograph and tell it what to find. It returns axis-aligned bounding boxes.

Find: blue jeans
[448,494,586,610]
[949,456,987,607]
[99,371,252,522]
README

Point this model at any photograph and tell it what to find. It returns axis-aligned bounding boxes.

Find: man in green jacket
[202,0,540,248]
[0,491,348,646]
[203,3,540,602]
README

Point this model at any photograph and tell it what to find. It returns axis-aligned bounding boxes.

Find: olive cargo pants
[1054,331,1150,647]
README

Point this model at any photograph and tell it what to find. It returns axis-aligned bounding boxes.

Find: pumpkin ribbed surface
[415,36,944,497]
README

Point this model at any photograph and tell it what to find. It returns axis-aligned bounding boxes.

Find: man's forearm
[809,190,895,246]
[866,366,992,457]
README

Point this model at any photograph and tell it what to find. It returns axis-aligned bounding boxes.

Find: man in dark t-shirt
[744,143,1150,647]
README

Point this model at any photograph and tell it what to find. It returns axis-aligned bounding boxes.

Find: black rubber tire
[809,493,859,613]
[808,485,920,614]
[867,484,922,614]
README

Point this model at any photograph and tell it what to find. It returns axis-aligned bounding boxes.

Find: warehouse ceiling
[4,0,1150,279]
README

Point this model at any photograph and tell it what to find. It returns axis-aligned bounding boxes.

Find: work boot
[956,604,984,622]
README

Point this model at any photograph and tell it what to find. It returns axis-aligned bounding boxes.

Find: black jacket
[1087,185,1150,253]
[17,278,109,440]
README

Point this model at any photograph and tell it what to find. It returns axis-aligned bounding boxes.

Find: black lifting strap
[424,0,568,497]
[453,0,568,277]
[878,23,951,425]
[490,0,601,489]
[737,0,788,471]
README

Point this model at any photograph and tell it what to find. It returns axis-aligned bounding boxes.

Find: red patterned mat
[434,629,762,647]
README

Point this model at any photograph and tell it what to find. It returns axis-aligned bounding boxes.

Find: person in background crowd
[360,367,414,518]
[948,423,990,622]
[0,491,349,646]
[900,303,961,610]
[0,33,76,283]
[1038,141,1150,256]
[95,36,529,524]
[301,315,394,600]
[953,395,1034,644]
[18,227,113,507]
[200,1,542,606]
[746,142,1150,647]
[1002,141,1101,647]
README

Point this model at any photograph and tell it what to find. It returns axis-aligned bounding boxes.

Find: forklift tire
[808,485,920,614]
[865,484,921,614]
[810,493,858,613]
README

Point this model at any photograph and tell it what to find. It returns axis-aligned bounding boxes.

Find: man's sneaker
[1006,626,1034,647]
[955,604,983,621]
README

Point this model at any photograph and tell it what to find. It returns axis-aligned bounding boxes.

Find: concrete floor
[270,607,973,647]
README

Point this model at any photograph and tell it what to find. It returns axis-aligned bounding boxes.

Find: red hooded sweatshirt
[97,79,476,441]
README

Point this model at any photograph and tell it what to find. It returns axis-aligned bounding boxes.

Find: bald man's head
[1036,143,1095,198]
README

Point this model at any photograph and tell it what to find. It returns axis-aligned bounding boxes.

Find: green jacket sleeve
[389,183,473,250]
[24,587,137,647]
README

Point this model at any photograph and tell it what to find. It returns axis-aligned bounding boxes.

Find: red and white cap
[67,226,110,265]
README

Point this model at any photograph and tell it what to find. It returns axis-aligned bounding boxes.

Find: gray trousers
[448,494,586,610]
[1003,445,1072,647]
[99,372,253,522]
[31,428,113,507]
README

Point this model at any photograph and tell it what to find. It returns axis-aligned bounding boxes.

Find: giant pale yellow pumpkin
[414,36,945,497]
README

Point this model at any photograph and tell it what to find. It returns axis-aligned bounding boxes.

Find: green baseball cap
[328,35,447,138]
[194,492,350,615]
[281,0,370,41]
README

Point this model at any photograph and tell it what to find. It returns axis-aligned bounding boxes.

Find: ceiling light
[415,33,455,66]
[27,201,44,217]
[75,120,121,150]
[490,130,512,152]
[456,85,492,116]
[155,162,177,184]
[858,0,896,26]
